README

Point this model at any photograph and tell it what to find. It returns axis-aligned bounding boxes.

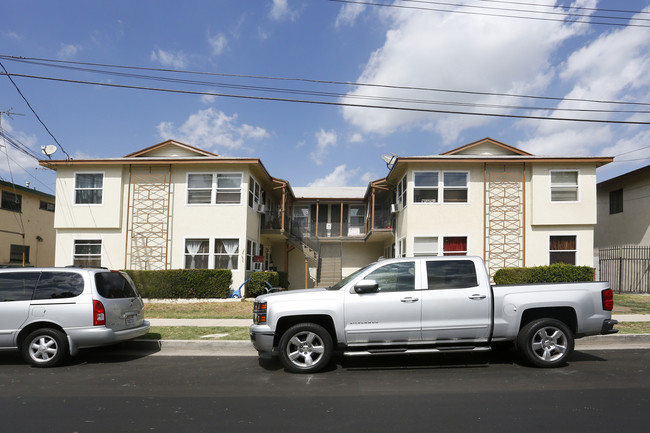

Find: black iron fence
[599,245,650,293]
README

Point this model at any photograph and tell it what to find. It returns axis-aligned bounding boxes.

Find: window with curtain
[443,236,467,256]
[73,240,102,267]
[443,172,468,203]
[414,171,439,203]
[413,236,439,256]
[550,170,579,202]
[549,235,576,265]
[184,239,209,269]
[74,173,104,204]
[214,239,239,269]
[187,174,213,204]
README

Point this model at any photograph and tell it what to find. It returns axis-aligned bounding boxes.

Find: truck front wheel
[279,323,333,373]
[517,318,574,368]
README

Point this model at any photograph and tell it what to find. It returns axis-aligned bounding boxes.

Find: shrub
[493,263,595,285]
[124,269,232,298]
[246,271,280,298]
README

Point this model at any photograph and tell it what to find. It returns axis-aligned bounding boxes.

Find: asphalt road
[0,348,648,433]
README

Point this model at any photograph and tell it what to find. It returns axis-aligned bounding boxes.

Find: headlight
[253,300,267,324]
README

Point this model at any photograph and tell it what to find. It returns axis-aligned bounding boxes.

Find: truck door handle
[469,294,487,300]
[400,297,419,303]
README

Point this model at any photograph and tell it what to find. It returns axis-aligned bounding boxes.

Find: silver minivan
[0,267,150,367]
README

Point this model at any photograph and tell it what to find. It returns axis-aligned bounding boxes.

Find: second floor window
[550,170,579,202]
[1,191,22,212]
[414,172,439,203]
[187,173,242,205]
[75,173,103,204]
[443,172,468,203]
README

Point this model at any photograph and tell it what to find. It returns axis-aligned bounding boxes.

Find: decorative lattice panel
[126,167,171,270]
[485,167,525,279]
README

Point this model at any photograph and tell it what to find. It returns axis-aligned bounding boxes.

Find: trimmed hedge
[124,269,232,298]
[246,271,280,298]
[493,263,595,285]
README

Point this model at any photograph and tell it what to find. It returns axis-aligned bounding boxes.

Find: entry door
[420,259,490,343]
[344,260,422,345]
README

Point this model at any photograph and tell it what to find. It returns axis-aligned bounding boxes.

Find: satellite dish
[41,145,58,158]
[381,153,397,169]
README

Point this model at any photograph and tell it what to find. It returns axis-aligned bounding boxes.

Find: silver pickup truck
[250,256,618,373]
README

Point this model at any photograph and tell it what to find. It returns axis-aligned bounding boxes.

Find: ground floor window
[214,239,239,270]
[185,239,210,269]
[73,240,102,267]
[413,237,439,256]
[443,237,468,256]
[549,235,576,265]
[10,244,30,264]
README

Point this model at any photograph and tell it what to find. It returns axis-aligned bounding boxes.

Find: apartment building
[40,138,612,292]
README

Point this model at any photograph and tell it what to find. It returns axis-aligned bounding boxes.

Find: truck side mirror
[354,279,379,294]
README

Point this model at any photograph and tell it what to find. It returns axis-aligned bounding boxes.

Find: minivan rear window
[0,272,40,301]
[33,272,85,299]
[94,272,138,299]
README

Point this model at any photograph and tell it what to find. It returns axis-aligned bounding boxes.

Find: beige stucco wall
[526,226,594,267]
[0,185,56,267]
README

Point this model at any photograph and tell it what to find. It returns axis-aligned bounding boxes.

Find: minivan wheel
[278,323,333,374]
[21,328,68,368]
[517,318,574,368]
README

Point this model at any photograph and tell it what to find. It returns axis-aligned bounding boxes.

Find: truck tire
[279,323,333,373]
[517,318,574,368]
[21,328,69,368]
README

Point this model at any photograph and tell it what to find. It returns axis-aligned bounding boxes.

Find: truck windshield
[326,263,374,290]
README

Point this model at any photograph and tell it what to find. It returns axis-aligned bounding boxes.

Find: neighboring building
[0,180,56,267]
[595,164,650,248]
[40,138,612,292]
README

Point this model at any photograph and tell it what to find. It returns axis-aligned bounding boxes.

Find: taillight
[93,300,106,326]
[602,288,614,311]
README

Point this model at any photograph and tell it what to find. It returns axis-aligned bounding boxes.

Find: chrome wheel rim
[28,335,59,363]
[285,331,325,369]
[531,326,567,362]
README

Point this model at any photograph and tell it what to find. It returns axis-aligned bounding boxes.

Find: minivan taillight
[93,300,106,326]
[602,288,614,311]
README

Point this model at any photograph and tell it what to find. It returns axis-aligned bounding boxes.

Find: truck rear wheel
[279,323,333,373]
[517,318,574,368]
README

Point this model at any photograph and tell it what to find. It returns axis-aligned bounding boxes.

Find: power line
[2,55,650,110]
[478,0,650,16]
[0,61,71,159]
[3,70,650,125]
[329,0,650,28]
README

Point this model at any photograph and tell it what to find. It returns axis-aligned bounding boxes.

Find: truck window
[426,260,478,290]
[33,272,85,299]
[365,261,415,292]
[94,272,138,299]
[0,272,40,302]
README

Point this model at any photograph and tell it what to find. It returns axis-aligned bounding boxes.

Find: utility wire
[329,0,650,27]
[3,71,650,125]
[478,0,650,16]
[0,61,71,159]
[3,55,648,108]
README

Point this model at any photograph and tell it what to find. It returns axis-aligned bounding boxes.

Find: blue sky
[1,0,650,196]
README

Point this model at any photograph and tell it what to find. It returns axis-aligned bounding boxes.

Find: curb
[120,334,650,357]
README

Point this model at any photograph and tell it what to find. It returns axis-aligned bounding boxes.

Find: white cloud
[0,122,40,179]
[335,3,366,28]
[208,32,228,56]
[308,164,376,187]
[349,133,364,143]
[157,108,270,153]
[201,92,217,104]
[310,129,338,165]
[340,2,593,143]
[57,43,82,59]
[150,48,188,68]
[270,0,298,21]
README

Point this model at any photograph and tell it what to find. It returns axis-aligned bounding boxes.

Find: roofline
[0,180,55,200]
[123,139,219,157]
[441,137,533,156]
[598,163,650,188]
